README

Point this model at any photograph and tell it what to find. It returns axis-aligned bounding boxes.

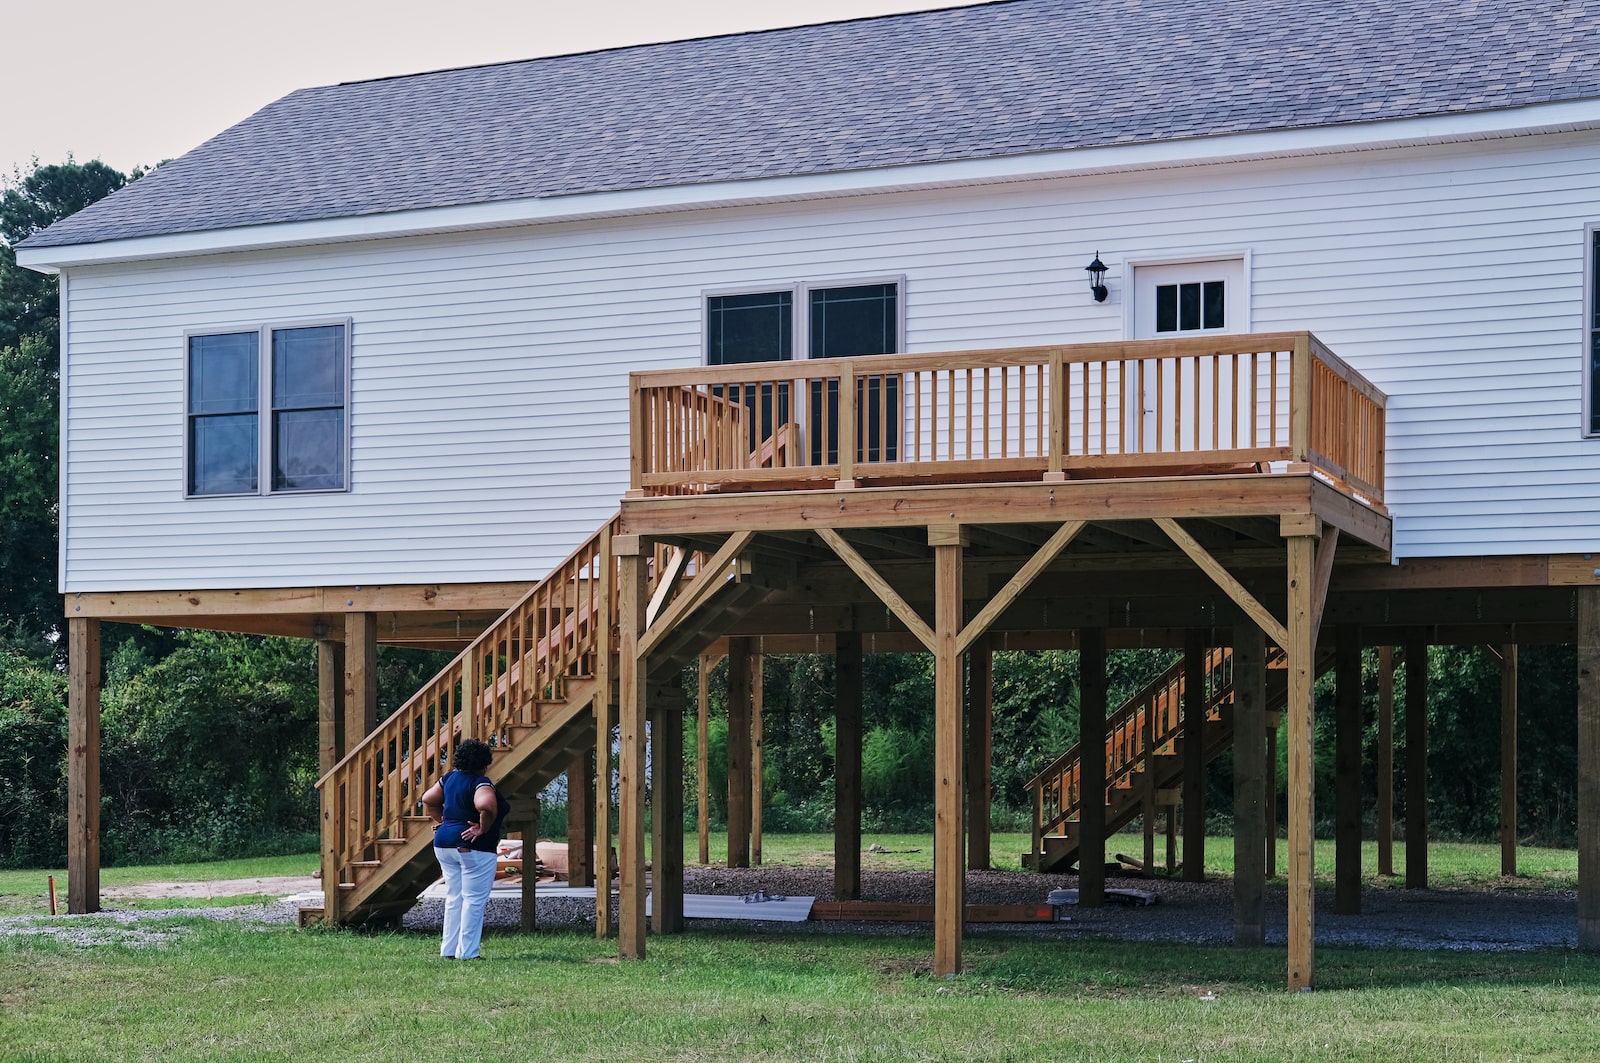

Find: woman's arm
[419,781,446,825]
[461,783,498,843]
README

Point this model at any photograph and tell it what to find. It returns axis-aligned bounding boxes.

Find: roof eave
[18,97,1600,273]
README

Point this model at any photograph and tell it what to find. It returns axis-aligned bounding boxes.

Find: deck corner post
[933,537,965,978]
[617,545,649,959]
[1335,624,1363,916]
[67,616,102,915]
[1078,627,1108,907]
[1232,617,1267,946]
[835,630,864,901]
[1578,589,1600,948]
[1285,533,1316,991]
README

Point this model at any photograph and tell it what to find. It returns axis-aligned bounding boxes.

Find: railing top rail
[631,332,1333,390]
[1308,334,1387,407]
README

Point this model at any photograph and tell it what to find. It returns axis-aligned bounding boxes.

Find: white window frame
[182,316,354,498]
[1585,223,1599,439]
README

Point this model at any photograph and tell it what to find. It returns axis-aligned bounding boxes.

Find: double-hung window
[1589,227,1600,438]
[186,321,350,496]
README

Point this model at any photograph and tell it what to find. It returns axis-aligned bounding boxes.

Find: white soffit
[18,98,1600,273]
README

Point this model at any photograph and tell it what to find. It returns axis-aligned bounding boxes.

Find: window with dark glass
[1155,280,1225,333]
[186,321,348,496]
[1591,230,1600,436]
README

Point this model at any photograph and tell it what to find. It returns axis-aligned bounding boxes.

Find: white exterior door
[1127,258,1246,453]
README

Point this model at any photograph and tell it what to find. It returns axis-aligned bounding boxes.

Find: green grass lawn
[1,920,1598,1062]
[0,853,318,918]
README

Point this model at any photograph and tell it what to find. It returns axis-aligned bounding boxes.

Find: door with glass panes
[1127,259,1245,453]
[705,282,900,466]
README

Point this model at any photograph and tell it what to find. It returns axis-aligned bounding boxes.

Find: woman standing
[420,739,508,959]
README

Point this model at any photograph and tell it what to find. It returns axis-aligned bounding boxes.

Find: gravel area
[5,869,1579,953]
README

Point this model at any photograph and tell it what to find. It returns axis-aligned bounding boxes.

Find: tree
[0,159,129,649]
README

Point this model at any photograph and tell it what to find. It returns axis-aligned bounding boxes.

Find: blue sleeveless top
[433,770,508,853]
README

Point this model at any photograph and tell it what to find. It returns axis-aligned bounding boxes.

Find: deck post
[317,640,344,771]
[966,635,993,870]
[1182,630,1207,882]
[1501,643,1519,877]
[932,527,966,978]
[696,654,712,866]
[519,801,539,932]
[567,749,593,888]
[1405,633,1428,890]
[835,631,864,901]
[617,545,649,959]
[650,695,685,934]
[752,653,764,866]
[1286,533,1316,991]
[1578,589,1600,948]
[1335,625,1363,915]
[1266,723,1278,877]
[1376,645,1396,876]
[343,613,378,746]
[67,617,102,915]
[1232,617,1267,946]
[1078,627,1108,907]
[726,638,752,868]
[595,525,616,938]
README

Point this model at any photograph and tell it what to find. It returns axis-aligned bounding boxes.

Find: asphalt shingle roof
[24,0,1600,249]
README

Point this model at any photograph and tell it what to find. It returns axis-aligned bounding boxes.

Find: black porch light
[1086,252,1109,303]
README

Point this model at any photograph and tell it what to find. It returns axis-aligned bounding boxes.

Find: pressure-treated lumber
[956,520,1085,653]
[697,654,712,866]
[519,803,539,933]
[1501,643,1518,877]
[1405,634,1429,890]
[817,528,935,651]
[343,613,378,746]
[726,639,753,868]
[594,525,616,938]
[1079,628,1108,906]
[67,618,101,915]
[618,550,649,959]
[568,750,593,888]
[317,640,343,773]
[637,531,756,659]
[1286,534,1316,991]
[967,637,993,870]
[1377,645,1396,876]
[752,654,764,866]
[933,539,965,977]
[1232,619,1267,946]
[1335,625,1362,915]
[1578,589,1600,948]
[835,631,864,901]
[1156,517,1289,650]
[1182,630,1206,883]
[650,700,685,933]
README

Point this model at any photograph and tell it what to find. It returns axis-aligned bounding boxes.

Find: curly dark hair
[453,738,493,774]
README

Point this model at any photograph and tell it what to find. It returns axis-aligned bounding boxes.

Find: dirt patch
[102,876,319,900]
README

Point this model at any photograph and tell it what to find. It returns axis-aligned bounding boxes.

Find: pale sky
[2,0,990,177]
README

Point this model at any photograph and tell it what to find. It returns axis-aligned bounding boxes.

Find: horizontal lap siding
[62,131,1600,589]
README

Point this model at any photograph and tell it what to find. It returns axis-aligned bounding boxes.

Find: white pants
[436,846,497,959]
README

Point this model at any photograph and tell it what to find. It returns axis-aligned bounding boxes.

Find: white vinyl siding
[60,129,1600,590]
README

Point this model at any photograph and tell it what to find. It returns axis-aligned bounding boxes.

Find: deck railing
[630,331,1385,502]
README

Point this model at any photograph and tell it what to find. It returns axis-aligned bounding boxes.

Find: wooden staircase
[307,515,778,926]
[1024,643,1330,874]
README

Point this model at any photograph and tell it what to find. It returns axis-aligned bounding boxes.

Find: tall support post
[1335,625,1363,915]
[67,618,102,915]
[1078,628,1108,908]
[1578,589,1600,949]
[931,528,966,978]
[617,545,649,959]
[317,640,345,771]
[1501,643,1519,877]
[1376,645,1396,877]
[1182,630,1207,882]
[519,802,539,932]
[966,635,994,870]
[1285,534,1316,991]
[649,697,685,934]
[1266,723,1278,877]
[1405,633,1429,890]
[725,638,753,868]
[752,654,764,866]
[343,613,378,747]
[567,750,594,888]
[835,631,864,901]
[1232,619,1267,946]
[594,526,616,938]
[696,655,712,866]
